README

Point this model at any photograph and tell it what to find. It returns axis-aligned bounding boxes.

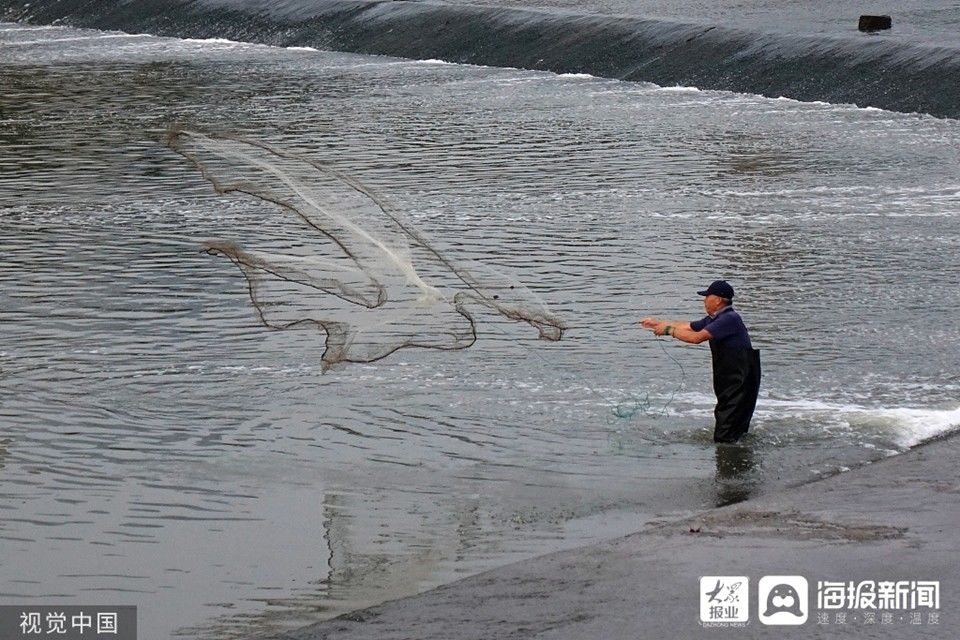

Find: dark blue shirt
[690,306,752,349]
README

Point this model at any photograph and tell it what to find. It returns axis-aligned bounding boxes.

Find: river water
[1,22,959,639]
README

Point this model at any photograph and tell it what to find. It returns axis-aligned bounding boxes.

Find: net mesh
[165,128,566,370]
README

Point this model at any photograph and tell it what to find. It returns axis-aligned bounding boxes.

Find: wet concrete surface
[268,431,959,639]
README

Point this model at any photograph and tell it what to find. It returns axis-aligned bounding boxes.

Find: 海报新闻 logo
[758,575,809,625]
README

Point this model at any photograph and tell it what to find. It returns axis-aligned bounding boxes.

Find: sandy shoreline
[265,430,959,639]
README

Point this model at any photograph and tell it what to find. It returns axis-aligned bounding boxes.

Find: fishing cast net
[165,129,566,370]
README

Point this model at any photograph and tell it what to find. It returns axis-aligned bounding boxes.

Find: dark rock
[859,15,892,32]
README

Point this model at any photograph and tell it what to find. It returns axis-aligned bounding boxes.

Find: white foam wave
[0,25,69,32]
[871,406,960,447]
[665,393,960,448]
[0,33,147,46]
[180,37,248,46]
[763,400,960,448]
[656,85,702,93]
[774,95,832,107]
[649,82,951,121]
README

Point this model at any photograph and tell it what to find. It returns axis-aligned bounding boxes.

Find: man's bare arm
[640,318,690,332]
[639,318,711,343]
[669,324,712,344]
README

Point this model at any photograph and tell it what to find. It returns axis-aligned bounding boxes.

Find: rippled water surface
[2,24,960,639]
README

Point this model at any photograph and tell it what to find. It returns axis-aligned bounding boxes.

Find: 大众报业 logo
[700,576,749,625]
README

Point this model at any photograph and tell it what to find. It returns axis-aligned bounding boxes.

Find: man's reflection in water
[714,443,758,507]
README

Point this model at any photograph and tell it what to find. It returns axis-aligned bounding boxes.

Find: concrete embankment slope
[271,432,959,639]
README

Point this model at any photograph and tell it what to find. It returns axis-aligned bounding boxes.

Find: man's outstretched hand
[640,317,667,335]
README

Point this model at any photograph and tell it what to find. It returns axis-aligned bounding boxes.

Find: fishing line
[480,311,687,423]
[600,334,687,422]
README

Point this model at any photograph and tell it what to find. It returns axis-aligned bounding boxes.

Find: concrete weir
[2,0,960,118]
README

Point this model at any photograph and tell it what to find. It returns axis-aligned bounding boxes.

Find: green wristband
[665,326,673,336]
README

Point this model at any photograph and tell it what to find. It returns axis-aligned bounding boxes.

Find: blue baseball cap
[697,280,735,299]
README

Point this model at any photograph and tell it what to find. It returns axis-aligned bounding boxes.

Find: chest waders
[709,340,761,443]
